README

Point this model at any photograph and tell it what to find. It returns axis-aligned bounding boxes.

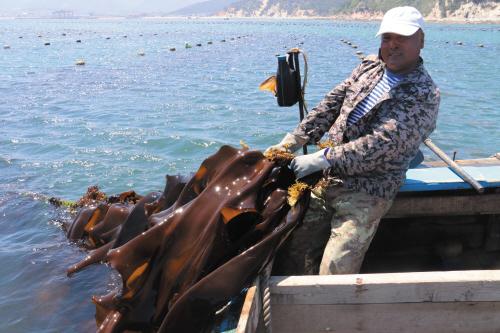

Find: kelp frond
[76,185,107,207]
[317,140,335,150]
[287,181,310,207]
[239,140,250,150]
[264,149,295,162]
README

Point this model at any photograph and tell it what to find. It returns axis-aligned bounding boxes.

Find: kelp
[63,145,318,332]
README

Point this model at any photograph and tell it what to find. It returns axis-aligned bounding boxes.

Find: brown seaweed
[64,145,314,332]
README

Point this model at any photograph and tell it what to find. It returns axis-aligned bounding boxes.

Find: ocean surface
[0,18,498,332]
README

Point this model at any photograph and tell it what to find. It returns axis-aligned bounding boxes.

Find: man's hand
[290,148,331,179]
[264,133,303,155]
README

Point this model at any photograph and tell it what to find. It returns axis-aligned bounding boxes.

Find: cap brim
[375,24,420,37]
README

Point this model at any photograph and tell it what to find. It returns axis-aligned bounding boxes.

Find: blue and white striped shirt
[346,69,403,126]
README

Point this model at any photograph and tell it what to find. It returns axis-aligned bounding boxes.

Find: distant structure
[52,10,74,19]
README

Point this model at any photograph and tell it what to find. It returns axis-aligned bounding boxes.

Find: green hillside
[228,0,347,15]
[340,0,436,15]
[221,0,496,17]
[171,0,498,20]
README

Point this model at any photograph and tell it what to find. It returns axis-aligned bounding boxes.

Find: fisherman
[267,6,440,275]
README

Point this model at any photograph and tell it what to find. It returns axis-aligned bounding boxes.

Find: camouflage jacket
[292,56,440,200]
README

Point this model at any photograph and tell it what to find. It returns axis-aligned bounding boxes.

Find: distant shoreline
[0,15,498,24]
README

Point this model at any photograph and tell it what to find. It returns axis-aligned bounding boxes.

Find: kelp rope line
[56,145,321,332]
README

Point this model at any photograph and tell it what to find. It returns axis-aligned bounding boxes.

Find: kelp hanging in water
[63,145,314,332]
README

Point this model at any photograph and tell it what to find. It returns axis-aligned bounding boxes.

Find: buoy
[352,45,358,48]
[62,33,66,36]
[75,59,85,65]
[185,42,192,48]
[169,47,176,51]
[457,41,463,45]
[44,42,51,46]
[478,44,484,48]
[106,37,111,40]
[207,41,213,44]
[221,39,226,42]
[138,50,145,56]
[76,39,82,43]
[196,43,202,47]
[19,36,23,39]
[123,35,127,38]
[356,51,363,55]
[3,45,10,49]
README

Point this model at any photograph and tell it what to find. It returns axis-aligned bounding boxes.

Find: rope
[300,50,309,114]
[288,48,309,114]
[260,259,274,333]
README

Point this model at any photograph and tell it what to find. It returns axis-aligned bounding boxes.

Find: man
[267,6,440,275]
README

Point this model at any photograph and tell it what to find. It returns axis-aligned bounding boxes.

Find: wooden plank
[271,302,500,333]
[236,277,262,333]
[385,192,500,218]
[421,156,500,167]
[269,270,500,305]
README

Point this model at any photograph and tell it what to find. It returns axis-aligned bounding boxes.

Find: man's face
[380,30,424,74]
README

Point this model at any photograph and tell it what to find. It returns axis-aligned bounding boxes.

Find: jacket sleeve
[326,85,440,176]
[292,62,365,145]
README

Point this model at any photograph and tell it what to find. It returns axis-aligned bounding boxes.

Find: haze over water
[0,18,498,332]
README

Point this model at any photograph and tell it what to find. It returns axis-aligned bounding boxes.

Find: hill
[169,0,240,16]
[172,0,500,22]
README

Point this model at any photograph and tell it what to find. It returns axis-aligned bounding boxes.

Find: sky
[0,0,206,15]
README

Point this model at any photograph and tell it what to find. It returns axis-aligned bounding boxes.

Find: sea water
[0,18,498,332]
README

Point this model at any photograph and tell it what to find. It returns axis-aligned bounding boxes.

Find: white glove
[264,133,305,155]
[290,148,331,179]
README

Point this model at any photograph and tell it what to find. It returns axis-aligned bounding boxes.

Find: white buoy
[138,50,145,56]
[75,59,85,65]
[3,45,10,49]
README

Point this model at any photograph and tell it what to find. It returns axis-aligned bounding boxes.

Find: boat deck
[229,156,500,333]
[402,163,500,192]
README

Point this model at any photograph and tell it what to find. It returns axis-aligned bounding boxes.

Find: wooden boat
[233,154,500,333]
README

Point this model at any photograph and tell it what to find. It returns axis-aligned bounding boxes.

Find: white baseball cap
[376,6,424,37]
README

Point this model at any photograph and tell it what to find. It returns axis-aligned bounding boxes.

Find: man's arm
[292,62,367,145]
[326,86,440,176]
